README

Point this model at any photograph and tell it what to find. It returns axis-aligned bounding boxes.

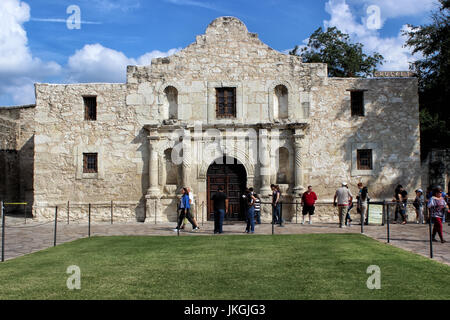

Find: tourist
[301,185,317,225]
[254,194,261,224]
[333,182,353,228]
[180,187,198,230]
[413,189,425,224]
[359,186,370,225]
[345,201,353,227]
[211,186,228,234]
[271,184,281,224]
[393,185,408,224]
[174,187,199,231]
[245,188,257,233]
[428,187,448,243]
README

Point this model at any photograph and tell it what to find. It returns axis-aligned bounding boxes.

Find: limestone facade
[1,17,423,222]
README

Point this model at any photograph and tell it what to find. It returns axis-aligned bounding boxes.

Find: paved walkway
[1,216,449,265]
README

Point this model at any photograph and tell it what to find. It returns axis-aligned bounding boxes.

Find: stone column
[181,129,192,188]
[259,129,271,196]
[293,130,305,195]
[147,131,160,196]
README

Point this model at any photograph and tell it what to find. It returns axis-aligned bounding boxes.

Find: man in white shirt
[333,182,353,228]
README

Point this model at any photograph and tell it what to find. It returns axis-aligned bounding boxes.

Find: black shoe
[441,239,446,244]
[432,238,438,242]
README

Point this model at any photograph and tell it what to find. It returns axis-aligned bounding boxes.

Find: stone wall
[428,149,450,192]
[33,84,147,221]
[0,105,35,214]
[305,77,422,201]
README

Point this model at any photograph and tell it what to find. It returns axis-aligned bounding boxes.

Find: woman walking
[174,187,199,232]
[428,187,448,243]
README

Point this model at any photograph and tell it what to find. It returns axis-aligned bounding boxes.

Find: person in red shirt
[301,185,318,224]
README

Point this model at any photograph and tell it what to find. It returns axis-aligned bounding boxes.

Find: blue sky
[0,0,439,106]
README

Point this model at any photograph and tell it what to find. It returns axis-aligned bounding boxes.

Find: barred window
[216,87,236,118]
[351,91,364,116]
[83,153,98,173]
[84,96,97,121]
[357,149,373,170]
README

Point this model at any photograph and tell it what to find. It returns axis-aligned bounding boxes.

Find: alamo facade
[0,17,423,223]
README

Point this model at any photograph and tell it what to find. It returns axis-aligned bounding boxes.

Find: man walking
[334,182,353,228]
[301,185,317,224]
[211,186,228,234]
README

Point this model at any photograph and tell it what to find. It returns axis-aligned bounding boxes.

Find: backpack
[247,192,255,208]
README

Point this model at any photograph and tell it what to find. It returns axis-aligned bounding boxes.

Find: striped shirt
[254,198,261,212]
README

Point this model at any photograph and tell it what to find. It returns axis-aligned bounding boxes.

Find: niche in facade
[164,148,178,185]
[276,147,292,184]
[164,86,178,120]
[273,85,288,120]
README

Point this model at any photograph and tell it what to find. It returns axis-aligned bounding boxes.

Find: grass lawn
[0,233,449,300]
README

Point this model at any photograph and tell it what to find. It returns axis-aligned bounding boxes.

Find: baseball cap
[342,182,348,186]
[416,189,423,193]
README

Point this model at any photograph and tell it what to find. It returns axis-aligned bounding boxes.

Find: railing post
[88,203,91,238]
[54,206,58,247]
[279,202,284,227]
[1,201,5,262]
[387,203,390,243]
[361,202,365,234]
[111,200,113,225]
[177,205,180,237]
[272,203,274,235]
[202,201,204,226]
[67,201,70,225]
[295,201,298,224]
[428,213,434,259]
[24,203,26,224]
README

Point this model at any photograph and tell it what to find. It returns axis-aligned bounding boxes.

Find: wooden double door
[207,157,247,221]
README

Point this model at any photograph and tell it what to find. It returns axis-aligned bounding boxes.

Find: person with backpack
[393,184,408,224]
[245,188,257,233]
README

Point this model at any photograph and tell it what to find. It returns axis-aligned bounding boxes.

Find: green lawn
[0,234,449,300]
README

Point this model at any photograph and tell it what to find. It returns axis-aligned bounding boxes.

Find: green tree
[290,27,383,77]
[403,0,450,156]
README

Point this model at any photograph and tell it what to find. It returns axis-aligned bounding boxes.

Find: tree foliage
[290,26,383,77]
[403,0,450,156]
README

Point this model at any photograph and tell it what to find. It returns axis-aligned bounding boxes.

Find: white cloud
[323,0,418,71]
[0,0,61,105]
[348,0,439,19]
[66,44,181,83]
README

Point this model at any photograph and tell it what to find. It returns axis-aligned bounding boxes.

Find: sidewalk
[1,216,449,265]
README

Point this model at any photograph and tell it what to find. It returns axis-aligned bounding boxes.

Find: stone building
[0,17,423,222]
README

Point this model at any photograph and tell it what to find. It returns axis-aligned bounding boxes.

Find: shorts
[302,205,315,216]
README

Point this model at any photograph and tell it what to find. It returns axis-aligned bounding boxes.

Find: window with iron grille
[351,91,364,116]
[84,96,97,121]
[357,149,373,170]
[216,87,236,118]
[83,153,98,173]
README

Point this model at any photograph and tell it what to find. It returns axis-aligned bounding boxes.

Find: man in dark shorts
[211,186,228,234]
[301,185,317,224]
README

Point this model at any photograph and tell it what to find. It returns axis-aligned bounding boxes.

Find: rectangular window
[357,149,373,170]
[351,91,364,116]
[84,96,97,121]
[216,87,236,118]
[83,153,98,173]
